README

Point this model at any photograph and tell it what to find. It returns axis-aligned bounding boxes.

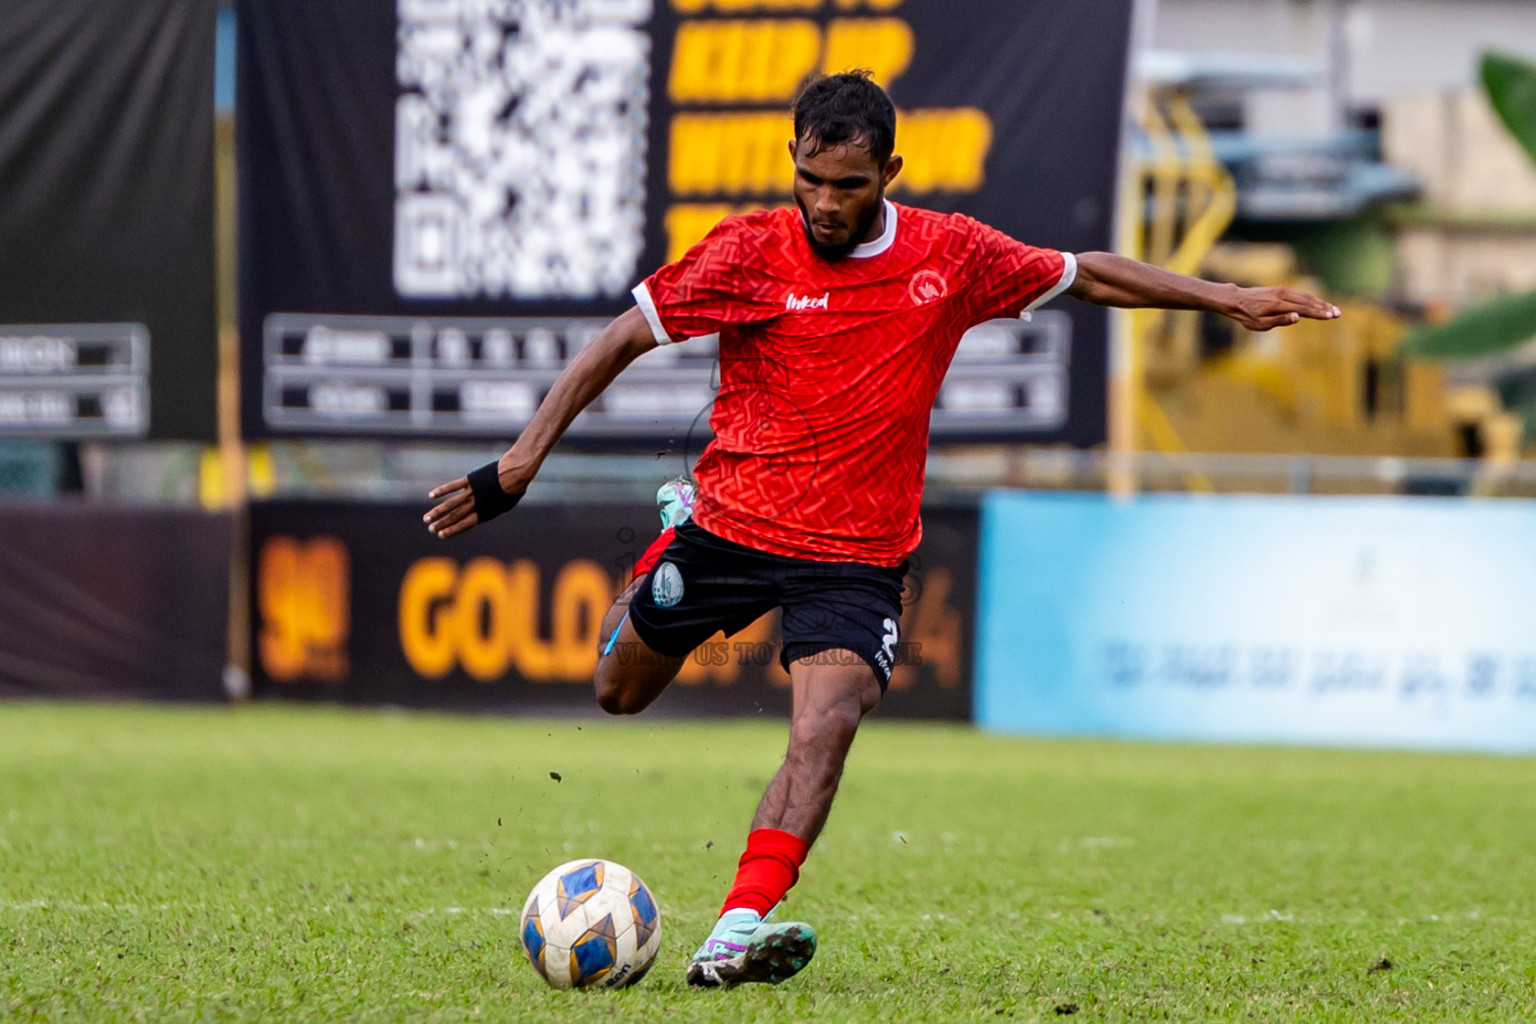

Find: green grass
[3,704,1536,1022]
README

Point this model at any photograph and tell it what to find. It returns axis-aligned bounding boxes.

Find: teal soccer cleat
[656,477,696,530]
[686,909,818,988]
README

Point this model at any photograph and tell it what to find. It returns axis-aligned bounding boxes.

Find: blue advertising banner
[977,492,1536,753]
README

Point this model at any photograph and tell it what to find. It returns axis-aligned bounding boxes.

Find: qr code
[395,0,652,300]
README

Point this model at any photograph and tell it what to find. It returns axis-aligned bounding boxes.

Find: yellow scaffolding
[1112,87,1237,495]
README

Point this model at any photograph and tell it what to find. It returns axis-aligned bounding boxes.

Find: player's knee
[596,690,638,716]
[595,657,663,716]
[595,686,641,717]
[593,664,637,716]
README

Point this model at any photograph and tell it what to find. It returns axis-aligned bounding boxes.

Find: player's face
[789,136,902,259]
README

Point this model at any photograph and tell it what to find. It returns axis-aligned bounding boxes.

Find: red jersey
[632,201,1075,566]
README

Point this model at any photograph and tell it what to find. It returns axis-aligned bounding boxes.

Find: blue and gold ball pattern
[568,913,619,985]
[555,860,605,920]
[629,875,659,949]
[521,899,549,981]
[520,858,663,990]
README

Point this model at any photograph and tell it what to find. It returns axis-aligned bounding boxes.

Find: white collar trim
[849,200,898,259]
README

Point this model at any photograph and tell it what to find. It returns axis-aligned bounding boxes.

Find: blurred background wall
[7,0,1536,746]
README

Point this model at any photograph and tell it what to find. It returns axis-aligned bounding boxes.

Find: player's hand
[1228,286,1341,332]
[423,477,479,538]
[423,465,525,539]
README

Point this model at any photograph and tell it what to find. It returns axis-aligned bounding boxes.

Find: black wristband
[467,461,521,523]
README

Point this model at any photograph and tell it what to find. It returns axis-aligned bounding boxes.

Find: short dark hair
[791,70,896,168]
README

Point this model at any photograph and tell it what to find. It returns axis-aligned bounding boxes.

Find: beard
[796,192,885,261]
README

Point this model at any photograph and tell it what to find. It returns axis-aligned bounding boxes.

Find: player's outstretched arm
[423,306,659,539]
[1067,251,1341,332]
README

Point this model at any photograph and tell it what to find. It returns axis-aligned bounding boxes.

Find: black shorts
[626,520,909,688]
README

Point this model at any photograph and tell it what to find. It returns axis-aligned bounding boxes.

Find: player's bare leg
[593,581,684,715]
[688,653,882,988]
[753,655,882,841]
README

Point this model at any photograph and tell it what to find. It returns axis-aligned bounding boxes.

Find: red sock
[720,828,810,918]
[630,527,676,583]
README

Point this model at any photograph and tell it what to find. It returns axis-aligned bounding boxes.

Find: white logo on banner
[394,0,653,300]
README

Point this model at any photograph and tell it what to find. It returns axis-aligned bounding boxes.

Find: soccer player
[424,71,1340,988]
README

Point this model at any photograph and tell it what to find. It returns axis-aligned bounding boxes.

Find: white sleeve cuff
[1022,252,1078,315]
[631,282,674,345]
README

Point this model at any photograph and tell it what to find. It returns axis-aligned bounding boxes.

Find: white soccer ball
[519,858,662,989]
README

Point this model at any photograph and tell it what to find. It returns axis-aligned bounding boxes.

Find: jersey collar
[849,200,898,259]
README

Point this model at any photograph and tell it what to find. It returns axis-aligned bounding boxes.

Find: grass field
[3,704,1536,1022]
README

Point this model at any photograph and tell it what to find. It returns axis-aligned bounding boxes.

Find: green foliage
[1403,288,1536,358]
[5,704,1536,1022]
[1404,54,1536,362]
[1482,52,1536,169]
[1288,218,1396,300]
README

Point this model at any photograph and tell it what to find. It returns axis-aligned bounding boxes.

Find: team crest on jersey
[652,562,684,608]
[908,270,949,305]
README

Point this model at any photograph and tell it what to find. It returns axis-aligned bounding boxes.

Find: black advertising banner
[0,507,232,700]
[248,500,976,720]
[0,0,216,440]
[239,0,1130,444]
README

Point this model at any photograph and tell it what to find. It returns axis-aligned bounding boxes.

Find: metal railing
[8,440,1536,505]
